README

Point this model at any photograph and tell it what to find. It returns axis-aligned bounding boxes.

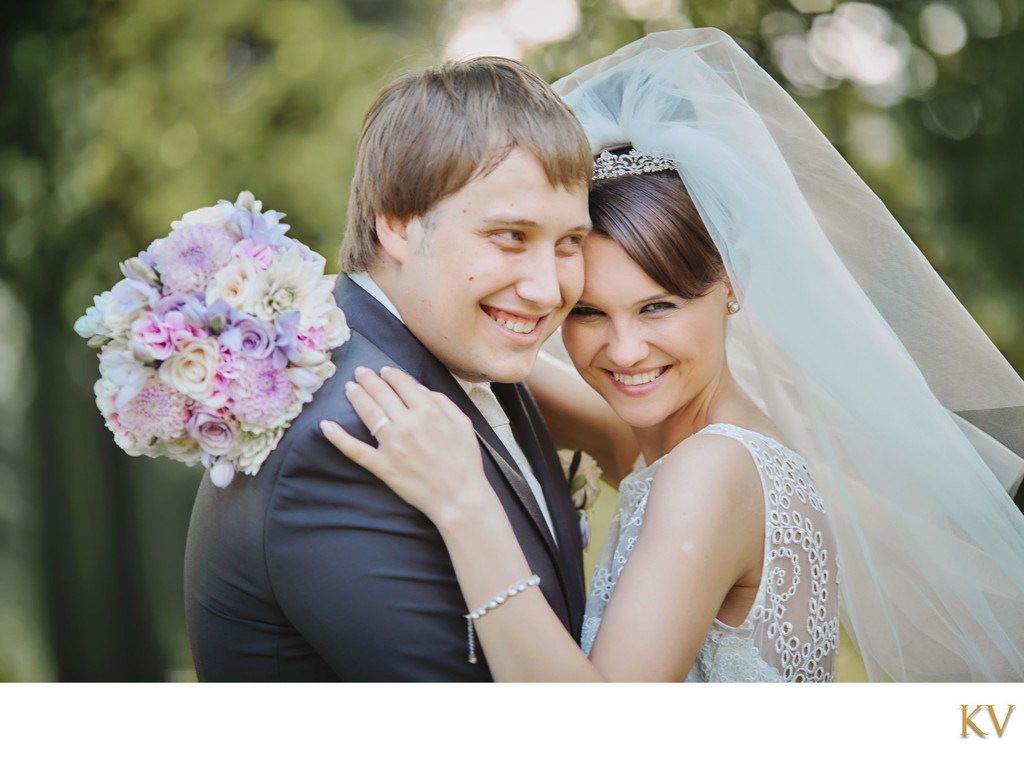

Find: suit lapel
[494,382,586,634]
[335,275,571,586]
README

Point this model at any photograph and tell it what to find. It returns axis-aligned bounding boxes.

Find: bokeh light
[445,0,580,59]
[919,3,968,56]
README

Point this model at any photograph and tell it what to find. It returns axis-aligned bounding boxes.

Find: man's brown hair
[339,57,592,272]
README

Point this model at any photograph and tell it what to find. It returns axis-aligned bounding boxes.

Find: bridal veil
[552,29,1024,681]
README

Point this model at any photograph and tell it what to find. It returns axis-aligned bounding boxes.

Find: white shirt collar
[348,270,402,322]
[347,271,484,397]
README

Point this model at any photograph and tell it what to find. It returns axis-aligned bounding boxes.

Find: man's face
[383,148,591,383]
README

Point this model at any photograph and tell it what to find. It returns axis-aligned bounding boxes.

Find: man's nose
[515,247,563,310]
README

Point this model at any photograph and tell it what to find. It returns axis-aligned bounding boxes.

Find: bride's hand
[320,366,491,526]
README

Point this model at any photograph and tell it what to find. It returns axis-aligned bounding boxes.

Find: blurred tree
[535,0,1023,378]
[1,0,1020,681]
[1,0,445,680]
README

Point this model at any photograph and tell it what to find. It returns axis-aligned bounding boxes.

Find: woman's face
[561,234,731,431]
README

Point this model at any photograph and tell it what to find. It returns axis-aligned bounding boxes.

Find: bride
[321,29,1024,681]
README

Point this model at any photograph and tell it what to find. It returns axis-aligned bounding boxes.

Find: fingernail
[345,381,357,394]
[354,366,367,376]
[380,366,393,375]
[319,420,333,433]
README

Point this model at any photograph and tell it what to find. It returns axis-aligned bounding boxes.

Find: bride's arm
[528,351,638,484]
[321,367,762,681]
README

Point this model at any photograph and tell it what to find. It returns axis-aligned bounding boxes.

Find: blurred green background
[1,0,1021,681]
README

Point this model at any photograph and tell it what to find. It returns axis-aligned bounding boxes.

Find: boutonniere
[558,448,602,550]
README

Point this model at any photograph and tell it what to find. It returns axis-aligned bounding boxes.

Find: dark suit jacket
[184,274,586,681]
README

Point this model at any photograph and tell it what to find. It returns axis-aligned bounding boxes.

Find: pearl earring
[727,300,741,315]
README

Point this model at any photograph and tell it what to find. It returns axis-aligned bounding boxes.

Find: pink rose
[163,310,208,349]
[299,326,327,353]
[131,312,174,362]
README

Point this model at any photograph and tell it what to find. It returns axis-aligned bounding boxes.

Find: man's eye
[493,230,525,243]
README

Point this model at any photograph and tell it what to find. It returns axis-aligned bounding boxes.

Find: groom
[184,56,593,680]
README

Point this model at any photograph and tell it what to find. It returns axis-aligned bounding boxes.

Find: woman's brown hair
[589,152,725,298]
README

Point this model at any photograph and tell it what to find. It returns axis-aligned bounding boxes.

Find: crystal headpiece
[592,148,676,181]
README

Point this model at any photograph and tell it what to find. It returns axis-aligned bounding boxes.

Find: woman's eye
[640,301,678,315]
[569,305,603,318]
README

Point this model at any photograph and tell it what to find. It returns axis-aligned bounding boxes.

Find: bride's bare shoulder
[650,431,763,515]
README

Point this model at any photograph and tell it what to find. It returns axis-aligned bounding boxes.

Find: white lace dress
[581,423,840,681]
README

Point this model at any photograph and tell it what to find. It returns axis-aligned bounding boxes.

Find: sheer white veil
[552,28,1024,681]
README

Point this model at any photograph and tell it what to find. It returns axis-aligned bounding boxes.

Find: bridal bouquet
[74,191,350,487]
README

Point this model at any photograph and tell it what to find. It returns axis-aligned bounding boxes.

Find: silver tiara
[592,148,676,181]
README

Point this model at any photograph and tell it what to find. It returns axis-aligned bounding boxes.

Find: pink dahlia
[117,375,191,444]
[150,223,236,295]
[230,356,295,427]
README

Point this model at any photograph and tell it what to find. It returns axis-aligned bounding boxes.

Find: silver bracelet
[464,574,541,664]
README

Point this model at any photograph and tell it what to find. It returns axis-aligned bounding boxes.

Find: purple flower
[230,356,295,427]
[112,274,159,306]
[116,375,191,443]
[220,316,276,359]
[153,293,203,322]
[188,409,236,456]
[227,207,289,247]
[274,311,302,367]
[150,224,235,295]
[205,298,243,334]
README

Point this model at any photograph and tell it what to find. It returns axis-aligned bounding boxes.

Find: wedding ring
[369,416,391,437]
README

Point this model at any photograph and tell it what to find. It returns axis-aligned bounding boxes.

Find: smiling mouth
[609,367,667,386]
[483,306,543,335]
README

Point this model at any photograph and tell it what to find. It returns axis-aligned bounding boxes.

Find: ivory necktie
[467,383,557,544]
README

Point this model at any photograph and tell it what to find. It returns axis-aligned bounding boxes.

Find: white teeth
[494,316,538,334]
[612,368,665,386]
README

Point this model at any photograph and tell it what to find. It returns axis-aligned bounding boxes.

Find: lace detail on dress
[581,423,840,682]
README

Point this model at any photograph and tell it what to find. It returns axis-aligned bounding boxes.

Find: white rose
[172,204,228,230]
[322,301,350,348]
[206,258,259,312]
[158,338,220,400]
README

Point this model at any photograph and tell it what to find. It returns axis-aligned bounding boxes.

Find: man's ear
[375,214,412,265]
